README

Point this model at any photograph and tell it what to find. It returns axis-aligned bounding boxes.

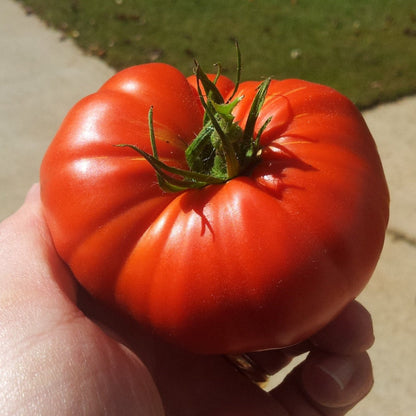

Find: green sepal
[117,48,272,193]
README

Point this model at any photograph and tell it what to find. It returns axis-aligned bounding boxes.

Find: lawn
[17,0,416,109]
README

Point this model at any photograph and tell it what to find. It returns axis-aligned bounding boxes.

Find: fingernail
[317,356,355,391]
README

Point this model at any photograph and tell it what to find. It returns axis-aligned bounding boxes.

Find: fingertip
[24,182,41,203]
[310,300,375,355]
[301,351,374,409]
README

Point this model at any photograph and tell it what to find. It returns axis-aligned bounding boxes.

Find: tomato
[40,62,389,354]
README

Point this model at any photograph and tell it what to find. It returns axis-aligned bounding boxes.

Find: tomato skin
[41,63,389,354]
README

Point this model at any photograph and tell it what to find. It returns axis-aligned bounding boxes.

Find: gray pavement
[1,1,415,414]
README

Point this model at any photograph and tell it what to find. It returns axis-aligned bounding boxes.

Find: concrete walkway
[1,1,415,414]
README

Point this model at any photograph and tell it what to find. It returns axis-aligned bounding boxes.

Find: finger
[24,182,41,203]
[302,350,373,410]
[243,340,317,380]
[0,184,77,303]
[244,349,294,376]
[270,366,324,416]
[77,290,290,416]
[1,187,165,415]
[244,300,373,377]
[310,300,375,355]
[270,351,373,415]
[244,337,314,378]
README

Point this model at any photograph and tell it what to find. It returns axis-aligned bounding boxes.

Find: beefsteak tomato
[40,62,389,354]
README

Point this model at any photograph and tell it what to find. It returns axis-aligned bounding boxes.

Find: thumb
[0,184,165,415]
[0,182,77,304]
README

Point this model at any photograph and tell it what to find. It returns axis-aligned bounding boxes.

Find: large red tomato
[40,63,389,354]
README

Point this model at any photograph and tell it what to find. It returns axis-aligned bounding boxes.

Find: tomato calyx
[187,65,272,184]
[118,63,272,193]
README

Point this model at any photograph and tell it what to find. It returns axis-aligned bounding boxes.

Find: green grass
[18,0,416,109]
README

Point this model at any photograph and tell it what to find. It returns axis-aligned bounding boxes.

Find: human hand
[0,184,374,415]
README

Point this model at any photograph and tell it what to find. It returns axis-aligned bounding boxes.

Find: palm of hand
[0,185,374,416]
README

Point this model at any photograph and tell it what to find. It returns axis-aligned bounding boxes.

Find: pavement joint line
[386,228,416,247]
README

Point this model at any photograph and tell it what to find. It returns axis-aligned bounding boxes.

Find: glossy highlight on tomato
[40,62,389,354]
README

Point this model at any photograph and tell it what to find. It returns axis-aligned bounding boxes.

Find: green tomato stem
[118,53,272,193]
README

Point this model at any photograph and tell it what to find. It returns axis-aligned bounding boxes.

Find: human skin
[0,184,374,415]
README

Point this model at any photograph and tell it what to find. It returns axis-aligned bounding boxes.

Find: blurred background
[1,1,416,415]
[16,0,416,108]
